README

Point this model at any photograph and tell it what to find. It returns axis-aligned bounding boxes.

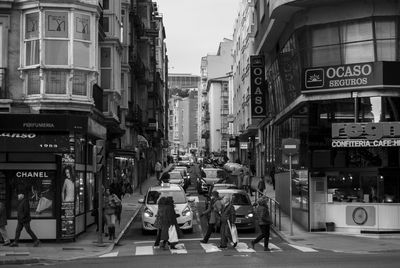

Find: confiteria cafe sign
[331,122,400,147]
[302,61,400,92]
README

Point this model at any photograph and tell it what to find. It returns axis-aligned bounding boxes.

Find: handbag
[36,197,52,213]
[227,220,238,244]
[168,225,179,243]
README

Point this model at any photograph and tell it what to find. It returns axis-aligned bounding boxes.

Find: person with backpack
[250,196,272,251]
[200,191,222,244]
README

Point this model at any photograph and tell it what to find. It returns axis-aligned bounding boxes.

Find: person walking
[242,170,251,196]
[155,161,162,180]
[158,196,180,249]
[250,196,272,251]
[219,195,237,249]
[200,191,222,244]
[0,202,11,246]
[10,193,40,247]
[104,188,121,241]
[153,197,167,248]
[269,165,276,190]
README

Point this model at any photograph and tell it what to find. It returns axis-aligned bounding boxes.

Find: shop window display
[8,170,55,218]
[75,171,85,215]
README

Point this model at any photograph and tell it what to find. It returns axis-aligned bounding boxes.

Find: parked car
[213,188,255,231]
[138,183,194,234]
[196,167,227,194]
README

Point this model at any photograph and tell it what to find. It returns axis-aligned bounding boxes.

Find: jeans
[202,223,215,243]
[0,226,10,243]
[14,222,38,243]
[253,224,270,248]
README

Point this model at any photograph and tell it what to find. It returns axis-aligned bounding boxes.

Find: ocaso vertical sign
[250,55,267,118]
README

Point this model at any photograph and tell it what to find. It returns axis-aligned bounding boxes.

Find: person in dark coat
[10,193,40,247]
[0,201,10,246]
[200,191,222,243]
[250,196,272,251]
[219,195,236,249]
[159,196,179,249]
[153,197,167,247]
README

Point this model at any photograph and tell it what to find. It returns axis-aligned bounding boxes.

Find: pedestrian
[10,193,40,247]
[257,177,266,199]
[159,171,170,184]
[0,202,11,246]
[155,161,162,180]
[104,188,121,241]
[269,165,276,190]
[242,171,251,195]
[159,197,180,249]
[200,191,223,244]
[250,196,272,251]
[153,197,167,248]
[219,195,237,249]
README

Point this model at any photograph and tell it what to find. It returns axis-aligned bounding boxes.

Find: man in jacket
[0,201,10,246]
[10,193,40,247]
[250,196,272,251]
[219,195,236,249]
[200,191,222,243]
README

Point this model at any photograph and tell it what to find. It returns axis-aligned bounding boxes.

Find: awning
[138,134,149,148]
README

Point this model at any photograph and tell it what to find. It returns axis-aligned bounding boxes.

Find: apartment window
[102,17,109,33]
[375,19,396,61]
[25,12,40,66]
[44,11,69,65]
[72,71,87,96]
[341,20,374,64]
[103,0,109,10]
[74,13,91,68]
[46,70,67,94]
[100,47,112,89]
[27,69,40,94]
[311,24,340,66]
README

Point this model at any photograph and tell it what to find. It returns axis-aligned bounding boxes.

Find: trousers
[14,221,38,243]
[253,224,270,248]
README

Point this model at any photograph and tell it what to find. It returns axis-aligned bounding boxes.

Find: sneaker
[3,241,11,246]
[9,242,18,247]
[264,247,270,251]
[218,245,227,249]
[250,241,255,249]
[232,242,237,248]
[199,240,207,244]
[33,240,40,247]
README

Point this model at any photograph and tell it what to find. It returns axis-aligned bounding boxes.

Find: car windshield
[169,172,183,179]
[218,193,251,205]
[146,190,187,204]
[204,169,225,178]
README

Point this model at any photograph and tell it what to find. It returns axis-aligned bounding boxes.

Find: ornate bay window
[22,8,97,104]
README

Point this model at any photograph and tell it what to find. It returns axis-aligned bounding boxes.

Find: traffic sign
[282,138,300,156]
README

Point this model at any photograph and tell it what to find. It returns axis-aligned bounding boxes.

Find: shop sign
[250,55,267,118]
[331,122,400,147]
[302,62,400,92]
[0,133,69,152]
[240,142,248,149]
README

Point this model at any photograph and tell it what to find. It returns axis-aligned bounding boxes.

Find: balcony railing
[0,68,9,99]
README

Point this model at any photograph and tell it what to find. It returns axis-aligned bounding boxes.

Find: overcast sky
[155,0,241,76]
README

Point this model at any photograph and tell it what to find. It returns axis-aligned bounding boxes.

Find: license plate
[235,219,241,224]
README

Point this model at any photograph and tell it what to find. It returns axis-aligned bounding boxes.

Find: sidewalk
[263,182,400,254]
[0,175,159,265]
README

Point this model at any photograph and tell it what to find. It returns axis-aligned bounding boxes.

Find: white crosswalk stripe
[235,242,256,253]
[99,252,119,258]
[258,242,283,252]
[200,242,221,253]
[170,243,187,254]
[288,244,318,252]
[135,245,154,255]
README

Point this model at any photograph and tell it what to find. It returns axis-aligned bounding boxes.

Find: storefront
[0,114,106,240]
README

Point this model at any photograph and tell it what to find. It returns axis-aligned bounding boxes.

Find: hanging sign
[250,55,267,118]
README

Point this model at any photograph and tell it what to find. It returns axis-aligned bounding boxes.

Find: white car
[139,183,194,234]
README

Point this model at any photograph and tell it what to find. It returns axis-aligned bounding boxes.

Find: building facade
[0,0,168,240]
[199,39,233,156]
[253,0,400,233]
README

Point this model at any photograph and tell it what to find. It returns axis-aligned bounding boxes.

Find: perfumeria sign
[302,61,400,92]
[331,122,400,148]
[250,55,267,118]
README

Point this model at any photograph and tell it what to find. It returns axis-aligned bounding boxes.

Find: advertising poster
[61,151,76,239]
[9,170,55,218]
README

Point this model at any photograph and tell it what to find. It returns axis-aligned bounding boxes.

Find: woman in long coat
[159,196,179,249]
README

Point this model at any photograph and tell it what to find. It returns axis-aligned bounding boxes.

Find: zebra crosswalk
[99,241,320,258]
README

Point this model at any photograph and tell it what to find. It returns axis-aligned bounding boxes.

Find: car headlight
[246,213,254,218]
[143,207,154,218]
[182,205,191,216]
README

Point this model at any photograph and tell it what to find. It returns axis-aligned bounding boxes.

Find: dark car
[214,189,256,232]
[197,168,227,194]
